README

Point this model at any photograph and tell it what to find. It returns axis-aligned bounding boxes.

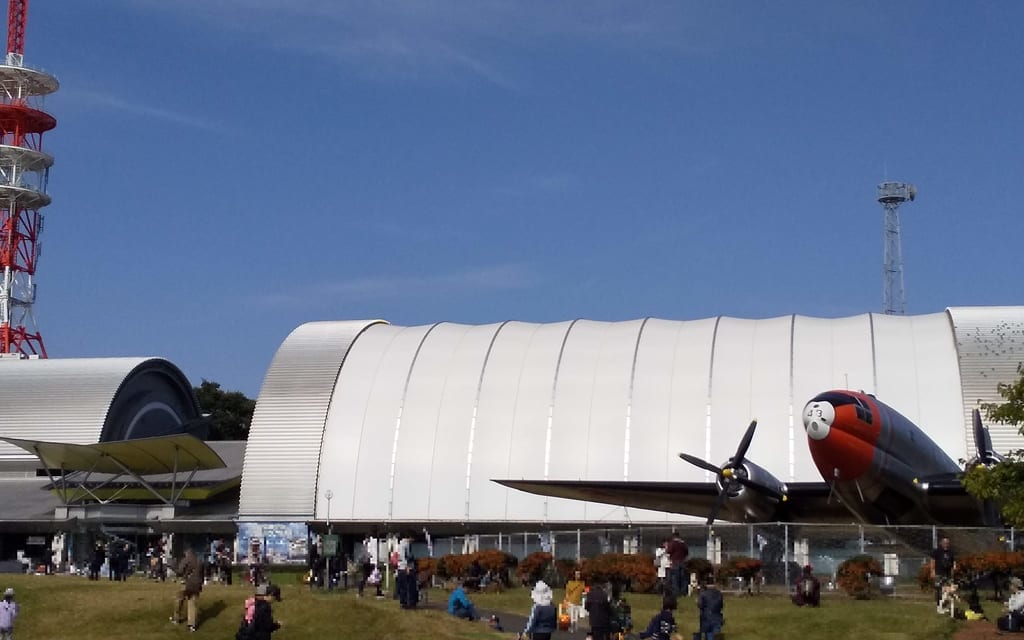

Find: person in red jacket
[664,533,689,596]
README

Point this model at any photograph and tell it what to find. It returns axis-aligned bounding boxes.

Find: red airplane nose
[806,403,878,481]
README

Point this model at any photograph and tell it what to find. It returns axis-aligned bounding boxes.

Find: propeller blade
[733,420,758,464]
[679,452,723,475]
[707,488,729,526]
[972,409,992,462]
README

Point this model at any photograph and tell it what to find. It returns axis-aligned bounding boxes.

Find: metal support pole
[784,524,790,587]
[524,532,528,558]
[749,524,754,558]
[577,529,581,562]
[1012,527,1016,550]
[859,525,865,554]
[932,525,937,549]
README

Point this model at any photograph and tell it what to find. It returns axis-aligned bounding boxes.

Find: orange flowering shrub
[517,551,553,585]
[436,549,517,583]
[837,555,883,599]
[581,553,657,593]
[719,556,762,581]
[417,557,438,584]
[956,550,1024,579]
[554,557,580,582]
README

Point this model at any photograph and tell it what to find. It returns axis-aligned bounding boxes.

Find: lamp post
[324,490,334,590]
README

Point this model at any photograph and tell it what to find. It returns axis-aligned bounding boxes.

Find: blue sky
[22,1,1024,397]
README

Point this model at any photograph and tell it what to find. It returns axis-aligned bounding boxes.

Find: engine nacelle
[718,459,787,521]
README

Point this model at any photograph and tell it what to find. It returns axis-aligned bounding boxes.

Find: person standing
[171,549,203,632]
[523,581,558,640]
[89,541,105,581]
[564,570,586,632]
[930,537,956,612]
[665,533,689,596]
[584,581,612,640]
[246,583,282,640]
[655,541,671,593]
[0,588,17,640]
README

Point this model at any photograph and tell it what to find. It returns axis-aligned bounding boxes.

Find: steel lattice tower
[876,181,915,316]
[0,0,56,357]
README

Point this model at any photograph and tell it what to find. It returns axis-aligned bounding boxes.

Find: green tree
[962,364,1024,527]
[194,379,256,440]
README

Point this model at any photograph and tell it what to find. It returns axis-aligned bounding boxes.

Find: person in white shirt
[998,577,1024,632]
[0,588,18,640]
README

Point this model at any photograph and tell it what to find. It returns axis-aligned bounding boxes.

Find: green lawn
[0,574,966,640]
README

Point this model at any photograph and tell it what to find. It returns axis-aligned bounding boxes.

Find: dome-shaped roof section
[0,357,201,464]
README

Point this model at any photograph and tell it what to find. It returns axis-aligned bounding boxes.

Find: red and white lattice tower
[0,0,56,357]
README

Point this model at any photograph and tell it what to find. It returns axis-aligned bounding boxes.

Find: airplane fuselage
[803,391,973,525]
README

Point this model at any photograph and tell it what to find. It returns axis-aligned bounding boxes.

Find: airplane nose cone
[802,401,835,441]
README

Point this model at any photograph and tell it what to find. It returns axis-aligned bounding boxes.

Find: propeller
[678,420,785,525]
[970,409,1003,466]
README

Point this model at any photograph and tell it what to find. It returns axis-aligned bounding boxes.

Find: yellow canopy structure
[0,433,230,506]
[0,433,226,475]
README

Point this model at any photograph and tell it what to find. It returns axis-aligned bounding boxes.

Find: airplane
[496,390,1003,527]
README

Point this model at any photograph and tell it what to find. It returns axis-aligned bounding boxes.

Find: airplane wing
[494,479,855,523]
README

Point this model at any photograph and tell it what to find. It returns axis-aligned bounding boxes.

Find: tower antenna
[876,181,915,316]
[0,0,58,357]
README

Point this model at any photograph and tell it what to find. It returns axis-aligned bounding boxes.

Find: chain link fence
[439,523,1017,586]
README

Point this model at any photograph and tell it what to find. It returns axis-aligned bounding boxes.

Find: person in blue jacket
[447,580,479,621]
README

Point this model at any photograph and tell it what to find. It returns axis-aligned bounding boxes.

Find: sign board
[26,536,45,546]
[323,534,340,558]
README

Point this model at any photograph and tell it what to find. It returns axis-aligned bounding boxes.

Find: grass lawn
[0,573,964,640]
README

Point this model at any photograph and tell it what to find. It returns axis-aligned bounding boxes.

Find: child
[0,588,17,640]
[639,593,677,640]
[696,575,724,640]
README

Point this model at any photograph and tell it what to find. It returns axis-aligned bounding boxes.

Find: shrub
[417,557,437,585]
[916,564,933,592]
[517,551,553,585]
[581,553,657,593]
[720,556,763,581]
[685,557,713,582]
[837,555,883,599]
[554,557,580,582]
[435,550,517,585]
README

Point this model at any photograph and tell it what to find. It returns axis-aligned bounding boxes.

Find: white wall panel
[317,324,401,520]
[390,323,471,520]
[349,325,433,521]
[546,321,604,521]
[792,316,843,480]
[708,318,757,468]
[748,316,796,480]
[908,312,965,459]
[468,322,537,520]
[829,314,876,395]
[873,313,923,422]
[581,319,644,521]
[503,321,575,521]
[424,323,502,520]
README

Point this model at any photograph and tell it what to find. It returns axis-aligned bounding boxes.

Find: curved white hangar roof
[239,307,1024,527]
[0,357,202,465]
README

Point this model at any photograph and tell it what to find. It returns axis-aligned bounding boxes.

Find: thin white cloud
[63,88,230,134]
[252,263,541,307]
[122,1,701,87]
